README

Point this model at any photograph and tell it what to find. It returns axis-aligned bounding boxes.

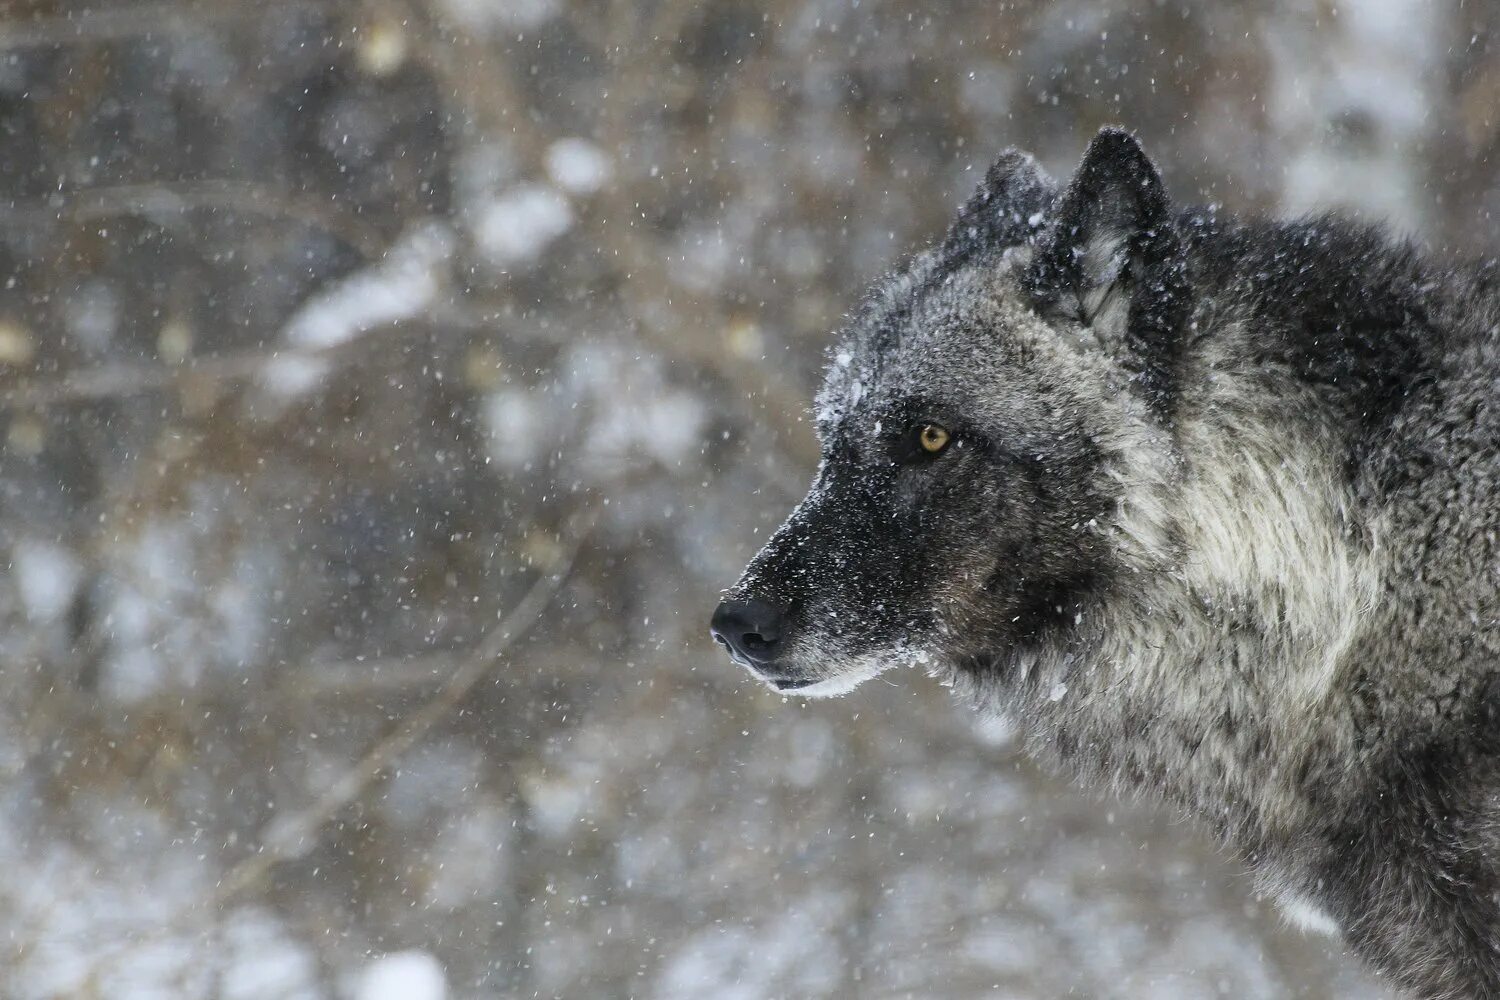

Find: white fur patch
[1108,356,1381,715]
[780,665,887,698]
[777,644,929,699]
[1277,890,1341,936]
[1177,409,1379,706]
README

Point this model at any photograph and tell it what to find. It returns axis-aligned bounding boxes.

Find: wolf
[710,126,1500,998]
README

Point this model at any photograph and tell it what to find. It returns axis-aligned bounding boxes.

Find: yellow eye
[917,423,951,454]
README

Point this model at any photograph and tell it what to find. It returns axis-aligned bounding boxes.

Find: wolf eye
[916,423,951,455]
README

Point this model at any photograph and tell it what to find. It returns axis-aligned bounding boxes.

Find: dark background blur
[1,0,1493,996]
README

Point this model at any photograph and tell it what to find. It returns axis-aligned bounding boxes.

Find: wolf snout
[710,596,789,671]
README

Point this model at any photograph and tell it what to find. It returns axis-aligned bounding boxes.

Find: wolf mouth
[712,638,817,690]
[761,676,817,691]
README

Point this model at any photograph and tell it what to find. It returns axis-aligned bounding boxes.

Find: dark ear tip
[944,145,1058,255]
[1087,125,1146,158]
[991,147,1036,168]
[1077,126,1161,192]
[987,146,1045,173]
[984,148,1051,188]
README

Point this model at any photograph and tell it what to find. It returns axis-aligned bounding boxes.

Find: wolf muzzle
[710,597,816,690]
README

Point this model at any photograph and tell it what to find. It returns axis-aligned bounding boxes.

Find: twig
[67,522,586,990]
[287,651,465,695]
[580,0,823,468]
[0,313,425,411]
[61,524,585,995]
[214,524,588,904]
[0,1,334,50]
[0,180,390,259]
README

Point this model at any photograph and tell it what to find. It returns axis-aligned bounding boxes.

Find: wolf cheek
[714,424,1104,699]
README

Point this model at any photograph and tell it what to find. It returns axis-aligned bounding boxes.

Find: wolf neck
[982,352,1382,849]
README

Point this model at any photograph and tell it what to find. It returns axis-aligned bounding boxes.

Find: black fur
[717,127,1500,999]
[1179,209,1443,484]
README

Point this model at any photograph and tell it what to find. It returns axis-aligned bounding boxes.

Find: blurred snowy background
[0,0,1494,996]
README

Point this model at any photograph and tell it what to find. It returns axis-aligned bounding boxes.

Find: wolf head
[712,127,1192,697]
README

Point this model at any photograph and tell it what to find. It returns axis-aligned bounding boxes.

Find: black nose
[710,597,785,667]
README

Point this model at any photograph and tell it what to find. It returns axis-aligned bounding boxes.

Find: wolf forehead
[813,150,1065,428]
[813,250,1065,437]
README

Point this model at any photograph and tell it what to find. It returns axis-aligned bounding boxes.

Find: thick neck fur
[923,212,1500,997]
[945,227,1416,864]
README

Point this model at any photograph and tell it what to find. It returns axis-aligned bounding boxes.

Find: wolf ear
[1025,127,1190,413]
[941,149,1057,260]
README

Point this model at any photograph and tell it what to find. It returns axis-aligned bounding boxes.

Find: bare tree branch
[0,318,416,410]
[218,521,589,903]
[0,180,389,259]
[0,1,333,50]
[67,524,586,991]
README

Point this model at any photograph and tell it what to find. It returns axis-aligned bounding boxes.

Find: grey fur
[713,127,1500,997]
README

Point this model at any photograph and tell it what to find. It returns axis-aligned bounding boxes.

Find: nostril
[742,631,772,651]
[710,597,787,665]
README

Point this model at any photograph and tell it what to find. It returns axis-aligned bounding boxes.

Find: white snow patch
[219,909,322,1000]
[284,222,455,351]
[482,389,544,469]
[62,279,120,351]
[378,744,486,833]
[262,222,455,398]
[656,911,844,1000]
[94,506,276,702]
[357,950,447,1000]
[574,360,706,472]
[637,391,706,466]
[424,803,512,909]
[963,918,1053,974]
[1267,0,1437,231]
[436,0,557,33]
[670,225,734,292]
[545,138,612,194]
[0,819,326,1000]
[523,763,604,838]
[259,354,330,397]
[473,184,573,268]
[12,539,81,623]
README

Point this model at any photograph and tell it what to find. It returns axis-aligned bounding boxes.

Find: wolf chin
[711,127,1500,998]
